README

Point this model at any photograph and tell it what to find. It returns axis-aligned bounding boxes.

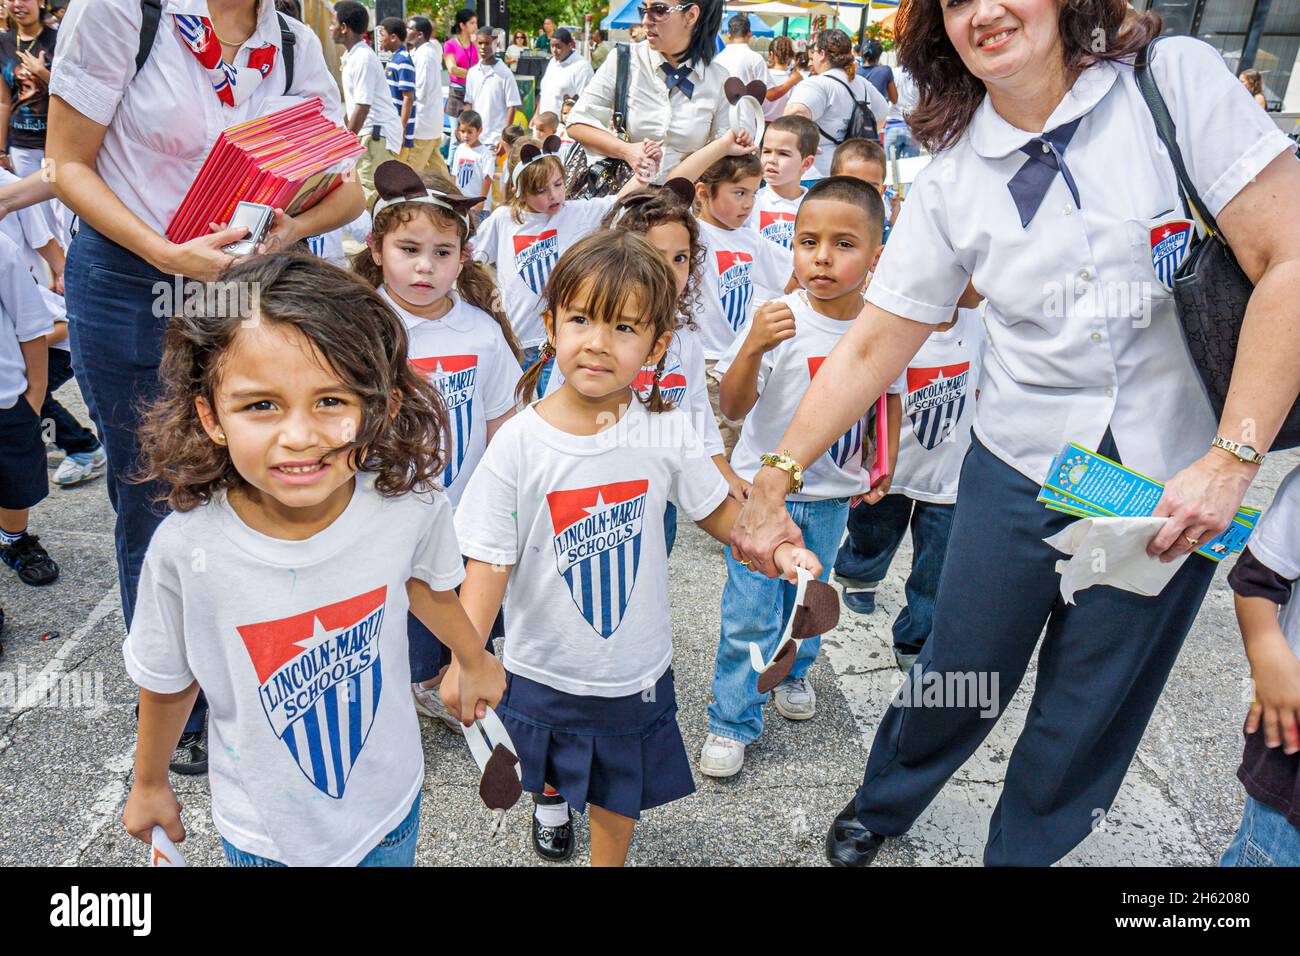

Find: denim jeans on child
[833,493,955,656]
[222,792,423,867]
[43,349,101,455]
[708,497,849,744]
[1220,796,1300,867]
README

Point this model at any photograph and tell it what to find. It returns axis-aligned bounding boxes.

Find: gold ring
[740,559,754,568]
[1185,535,1199,547]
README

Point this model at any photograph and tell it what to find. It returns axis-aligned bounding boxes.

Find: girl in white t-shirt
[449,231,818,865]
[120,253,505,867]
[351,160,523,731]
[471,134,659,364]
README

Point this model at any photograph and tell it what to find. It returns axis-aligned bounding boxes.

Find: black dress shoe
[826,796,886,866]
[531,795,574,862]
[169,730,209,776]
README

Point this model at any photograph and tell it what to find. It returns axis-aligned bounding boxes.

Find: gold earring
[215,432,226,443]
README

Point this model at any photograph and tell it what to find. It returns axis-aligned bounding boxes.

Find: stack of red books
[166,97,364,244]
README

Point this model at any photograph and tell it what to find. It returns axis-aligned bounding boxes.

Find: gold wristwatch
[759,451,805,494]
[1211,436,1266,465]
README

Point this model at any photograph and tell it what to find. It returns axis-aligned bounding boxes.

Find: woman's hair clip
[372,160,482,223]
[512,135,564,189]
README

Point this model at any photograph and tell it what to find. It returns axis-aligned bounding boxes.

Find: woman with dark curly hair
[733,0,1300,866]
[120,252,506,867]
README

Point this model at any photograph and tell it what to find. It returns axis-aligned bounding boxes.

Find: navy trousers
[853,435,1216,865]
[66,222,206,734]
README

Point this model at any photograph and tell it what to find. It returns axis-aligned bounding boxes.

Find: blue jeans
[1221,797,1300,867]
[708,497,849,744]
[883,124,919,160]
[833,494,955,655]
[65,221,206,734]
[222,792,422,867]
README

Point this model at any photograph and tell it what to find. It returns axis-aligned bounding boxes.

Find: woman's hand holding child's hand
[772,542,822,583]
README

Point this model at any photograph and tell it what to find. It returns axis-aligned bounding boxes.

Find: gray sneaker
[773,676,816,720]
[699,732,745,778]
[53,447,108,487]
[412,682,463,732]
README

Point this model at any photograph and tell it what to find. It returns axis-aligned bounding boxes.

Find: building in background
[1140,0,1300,110]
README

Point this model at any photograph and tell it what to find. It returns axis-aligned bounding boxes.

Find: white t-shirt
[465,60,522,146]
[537,50,595,119]
[887,66,917,127]
[341,41,404,153]
[695,217,789,360]
[892,308,987,504]
[411,39,445,140]
[540,322,724,458]
[0,167,57,278]
[451,141,494,198]
[744,184,806,280]
[714,42,771,85]
[865,38,1294,485]
[717,290,904,501]
[1248,466,1300,654]
[787,68,890,178]
[0,233,53,408]
[123,478,465,867]
[455,401,728,697]
[306,208,372,269]
[49,0,343,236]
[472,195,616,347]
[381,288,521,507]
[764,65,793,121]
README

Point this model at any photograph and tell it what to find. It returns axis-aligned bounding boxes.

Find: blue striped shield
[716,250,754,332]
[547,481,650,639]
[1149,219,1194,294]
[514,229,560,296]
[808,356,865,468]
[238,587,389,799]
[905,363,971,450]
[410,354,478,492]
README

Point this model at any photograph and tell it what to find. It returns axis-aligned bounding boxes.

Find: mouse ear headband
[510,135,564,189]
[372,160,483,225]
[724,77,767,144]
[609,177,697,225]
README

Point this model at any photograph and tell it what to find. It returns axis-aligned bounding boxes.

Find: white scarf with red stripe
[174,13,276,108]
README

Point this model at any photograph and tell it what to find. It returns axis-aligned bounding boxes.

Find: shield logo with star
[905,362,971,450]
[1149,219,1194,293]
[546,481,649,638]
[409,354,479,490]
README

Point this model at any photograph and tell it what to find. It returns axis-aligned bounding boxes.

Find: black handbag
[564,43,633,199]
[1134,39,1300,450]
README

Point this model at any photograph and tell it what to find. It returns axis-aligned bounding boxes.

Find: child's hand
[439,656,462,720]
[1246,628,1300,754]
[745,300,796,354]
[861,473,893,506]
[727,472,752,503]
[772,542,822,583]
[723,127,757,156]
[456,649,507,725]
[122,781,184,845]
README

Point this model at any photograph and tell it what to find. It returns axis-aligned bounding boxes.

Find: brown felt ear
[374,160,427,201]
[723,75,745,105]
[519,143,542,165]
[479,743,523,810]
[757,640,798,694]
[662,177,695,205]
[542,134,563,154]
[791,580,841,641]
[744,80,768,104]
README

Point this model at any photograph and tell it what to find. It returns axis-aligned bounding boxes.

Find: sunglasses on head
[638,2,692,22]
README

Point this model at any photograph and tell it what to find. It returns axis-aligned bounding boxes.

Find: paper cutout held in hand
[150,825,185,867]
[750,567,841,693]
[461,707,523,811]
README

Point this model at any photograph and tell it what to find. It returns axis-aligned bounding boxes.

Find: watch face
[1240,445,1258,459]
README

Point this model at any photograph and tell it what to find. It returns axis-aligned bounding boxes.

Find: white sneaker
[53,447,108,487]
[411,682,463,732]
[699,732,745,778]
[773,677,816,720]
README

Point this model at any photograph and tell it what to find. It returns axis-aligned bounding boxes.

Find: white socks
[535,799,570,827]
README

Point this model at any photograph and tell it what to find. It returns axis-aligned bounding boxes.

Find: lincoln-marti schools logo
[514,229,560,295]
[237,587,388,799]
[547,481,649,639]
[905,362,971,450]
[808,356,863,467]
[455,153,478,190]
[759,210,796,250]
[716,250,754,332]
[633,358,688,406]
[409,354,478,488]
[1149,219,1194,293]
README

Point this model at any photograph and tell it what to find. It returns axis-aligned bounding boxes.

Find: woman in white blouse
[566,0,730,180]
[734,0,1300,867]
[44,0,363,744]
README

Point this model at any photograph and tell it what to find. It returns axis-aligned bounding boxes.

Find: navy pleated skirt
[497,668,695,820]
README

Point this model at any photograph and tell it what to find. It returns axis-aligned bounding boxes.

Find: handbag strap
[612,42,631,139]
[1133,38,1224,243]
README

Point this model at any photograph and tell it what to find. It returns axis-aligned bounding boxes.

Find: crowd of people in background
[0,0,1297,873]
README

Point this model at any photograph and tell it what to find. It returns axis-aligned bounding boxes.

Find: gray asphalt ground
[1,377,1296,866]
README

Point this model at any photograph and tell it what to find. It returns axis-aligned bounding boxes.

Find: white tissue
[1043,516,1187,604]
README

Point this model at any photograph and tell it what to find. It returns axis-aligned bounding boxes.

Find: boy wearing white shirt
[403,16,451,180]
[450,111,495,208]
[701,177,901,778]
[834,307,986,672]
[535,28,594,121]
[333,2,403,206]
[464,29,522,148]
[0,231,59,593]
[745,115,819,277]
[713,14,771,85]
